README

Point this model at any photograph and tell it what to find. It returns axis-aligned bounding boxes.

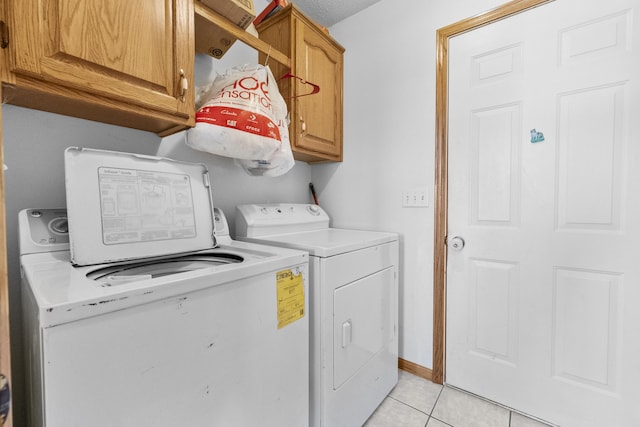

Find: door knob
[449,236,465,251]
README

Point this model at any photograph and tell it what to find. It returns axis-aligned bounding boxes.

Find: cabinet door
[9,0,192,118]
[293,19,343,162]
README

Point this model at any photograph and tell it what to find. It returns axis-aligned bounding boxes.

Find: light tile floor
[364,370,554,427]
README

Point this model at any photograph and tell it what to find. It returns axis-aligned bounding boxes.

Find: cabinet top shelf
[194,1,291,68]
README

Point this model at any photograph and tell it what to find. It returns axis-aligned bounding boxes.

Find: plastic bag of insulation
[186,64,287,160]
[234,115,294,177]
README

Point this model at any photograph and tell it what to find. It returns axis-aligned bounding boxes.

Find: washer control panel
[19,208,70,255]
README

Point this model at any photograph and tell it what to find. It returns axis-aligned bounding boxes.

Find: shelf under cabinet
[194,1,291,68]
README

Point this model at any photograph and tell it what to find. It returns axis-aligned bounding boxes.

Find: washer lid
[65,147,216,266]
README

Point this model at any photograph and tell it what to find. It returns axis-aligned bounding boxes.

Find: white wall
[312,0,507,370]
[3,39,310,426]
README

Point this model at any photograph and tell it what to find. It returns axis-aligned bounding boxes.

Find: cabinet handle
[179,69,188,102]
[0,21,8,49]
[300,115,306,134]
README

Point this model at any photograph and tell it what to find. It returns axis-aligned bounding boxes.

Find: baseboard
[398,358,434,382]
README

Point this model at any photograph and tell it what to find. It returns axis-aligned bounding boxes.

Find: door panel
[468,259,518,366]
[294,19,343,158]
[557,83,626,230]
[447,1,640,426]
[9,0,191,116]
[471,104,521,225]
[333,267,394,389]
[552,268,621,393]
[59,0,168,87]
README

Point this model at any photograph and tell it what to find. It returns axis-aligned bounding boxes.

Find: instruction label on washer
[97,167,196,245]
[276,269,305,329]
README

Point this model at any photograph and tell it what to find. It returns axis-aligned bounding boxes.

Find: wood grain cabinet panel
[2,0,195,135]
[257,4,344,163]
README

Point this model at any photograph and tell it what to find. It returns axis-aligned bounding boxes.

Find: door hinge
[0,21,8,49]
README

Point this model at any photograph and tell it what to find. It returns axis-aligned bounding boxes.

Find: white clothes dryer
[236,203,399,427]
[20,148,310,427]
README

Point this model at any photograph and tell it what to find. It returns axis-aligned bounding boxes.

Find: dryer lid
[65,147,216,266]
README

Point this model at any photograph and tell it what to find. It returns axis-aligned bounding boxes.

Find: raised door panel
[9,0,192,117]
[294,19,343,161]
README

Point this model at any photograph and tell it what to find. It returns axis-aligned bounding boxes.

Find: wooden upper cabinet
[3,0,195,135]
[257,5,344,163]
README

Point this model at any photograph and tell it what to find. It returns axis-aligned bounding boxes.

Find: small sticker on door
[276,269,305,329]
[530,129,545,143]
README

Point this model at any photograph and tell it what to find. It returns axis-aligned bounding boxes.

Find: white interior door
[447,1,640,426]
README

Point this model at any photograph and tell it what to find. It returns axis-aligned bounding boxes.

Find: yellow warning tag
[276,269,305,329]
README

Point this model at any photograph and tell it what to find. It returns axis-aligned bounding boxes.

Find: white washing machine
[20,148,309,427]
[235,203,399,427]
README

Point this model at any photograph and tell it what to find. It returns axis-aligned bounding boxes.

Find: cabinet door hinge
[0,21,8,49]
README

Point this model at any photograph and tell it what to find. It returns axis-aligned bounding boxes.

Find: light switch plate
[402,188,428,207]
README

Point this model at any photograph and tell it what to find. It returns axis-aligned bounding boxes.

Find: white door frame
[432,0,554,385]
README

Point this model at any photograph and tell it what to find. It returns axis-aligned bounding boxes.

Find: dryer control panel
[236,203,330,237]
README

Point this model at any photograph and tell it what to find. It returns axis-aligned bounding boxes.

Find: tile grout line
[387,395,433,416]
[428,384,445,418]
[440,384,556,427]
[425,384,447,426]
[386,382,447,426]
[394,372,555,427]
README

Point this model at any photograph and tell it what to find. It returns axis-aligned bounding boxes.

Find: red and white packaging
[234,115,295,177]
[187,65,286,160]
